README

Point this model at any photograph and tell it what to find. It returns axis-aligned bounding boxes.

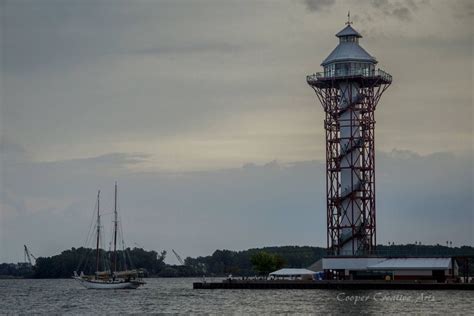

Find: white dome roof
[321,42,377,66]
[321,24,377,67]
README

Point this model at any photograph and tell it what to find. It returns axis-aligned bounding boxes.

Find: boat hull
[74,277,144,290]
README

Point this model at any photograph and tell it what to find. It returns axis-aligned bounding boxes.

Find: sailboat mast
[96,190,101,274]
[113,182,118,273]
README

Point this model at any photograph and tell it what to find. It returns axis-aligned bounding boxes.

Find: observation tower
[307,19,392,256]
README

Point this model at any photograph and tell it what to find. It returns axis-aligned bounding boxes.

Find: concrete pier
[193,280,474,290]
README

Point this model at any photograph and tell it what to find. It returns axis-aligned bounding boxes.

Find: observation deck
[307,68,392,89]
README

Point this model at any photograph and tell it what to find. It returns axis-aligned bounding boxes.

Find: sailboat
[73,183,146,289]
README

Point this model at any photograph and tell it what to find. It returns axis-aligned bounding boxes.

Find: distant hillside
[1,244,473,278]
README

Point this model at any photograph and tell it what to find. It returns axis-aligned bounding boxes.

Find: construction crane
[172,249,185,266]
[24,245,37,266]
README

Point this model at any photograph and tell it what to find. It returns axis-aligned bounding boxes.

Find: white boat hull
[74,277,144,289]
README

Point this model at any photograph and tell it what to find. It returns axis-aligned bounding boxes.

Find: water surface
[0,278,472,314]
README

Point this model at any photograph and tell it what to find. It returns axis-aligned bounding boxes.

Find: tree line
[1,244,473,278]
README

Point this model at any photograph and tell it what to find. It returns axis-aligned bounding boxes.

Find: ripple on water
[0,278,471,314]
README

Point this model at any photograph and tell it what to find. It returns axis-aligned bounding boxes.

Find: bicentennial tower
[307,20,392,256]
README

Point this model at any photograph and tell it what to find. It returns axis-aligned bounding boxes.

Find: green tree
[250,251,285,275]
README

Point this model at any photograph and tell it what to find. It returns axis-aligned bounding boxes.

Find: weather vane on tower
[346,11,353,25]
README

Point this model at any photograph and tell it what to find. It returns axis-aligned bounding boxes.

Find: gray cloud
[2,0,248,74]
[369,0,422,21]
[132,41,243,56]
[452,0,474,19]
[351,0,432,27]
[1,146,472,262]
[304,0,336,12]
[1,0,472,262]
[2,0,471,164]
[0,138,30,163]
[391,7,411,21]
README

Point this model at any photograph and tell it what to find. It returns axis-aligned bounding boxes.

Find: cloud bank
[1,0,472,262]
[1,141,472,262]
[304,0,337,12]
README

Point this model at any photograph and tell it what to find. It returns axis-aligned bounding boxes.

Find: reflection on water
[0,278,471,314]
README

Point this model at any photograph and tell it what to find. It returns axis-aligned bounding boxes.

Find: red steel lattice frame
[307,75,391,256]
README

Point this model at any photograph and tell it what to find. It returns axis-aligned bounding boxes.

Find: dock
[193,280,474,290]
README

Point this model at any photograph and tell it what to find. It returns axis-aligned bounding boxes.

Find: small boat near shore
[73,183,145,290]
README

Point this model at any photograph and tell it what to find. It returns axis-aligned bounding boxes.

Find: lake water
[0,278,472,314]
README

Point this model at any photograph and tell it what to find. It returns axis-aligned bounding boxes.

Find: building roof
[336,25,362,38]
[322,257,387,270]
[321,42,377,66]
[367,258,452,270]
[307,259,323,272]
[269,268,316,276]
[321,24,377,66]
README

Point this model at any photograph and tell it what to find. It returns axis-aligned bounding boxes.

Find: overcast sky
[1,0,472,263]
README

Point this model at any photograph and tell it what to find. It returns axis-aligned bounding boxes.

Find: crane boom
[172,249,185,266]
[24,245,36,265]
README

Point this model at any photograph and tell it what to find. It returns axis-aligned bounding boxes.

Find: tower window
[340,36,358,43]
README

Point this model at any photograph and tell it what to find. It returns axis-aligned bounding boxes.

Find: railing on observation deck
[327,247,455,258]
[307,68,392,83]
